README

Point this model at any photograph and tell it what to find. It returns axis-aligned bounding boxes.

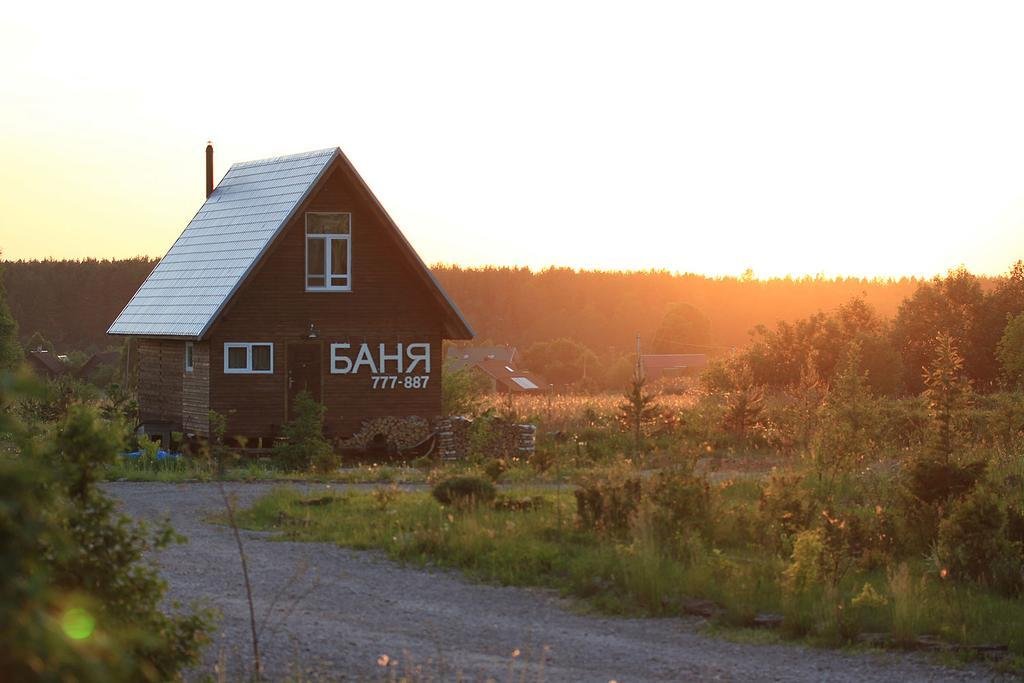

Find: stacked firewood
[340,415,432,451]
[341,415,537,460]
[436,416,536,460]
[445,416,473,458]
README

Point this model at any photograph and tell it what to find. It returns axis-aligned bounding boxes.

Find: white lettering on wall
[405,343,431,374]
[330,342,432,376]
[330,343,352,373]
[378,343,404,374]
[352,344,379,374]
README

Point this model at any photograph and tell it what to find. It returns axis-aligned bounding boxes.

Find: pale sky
[1,1,1023,278]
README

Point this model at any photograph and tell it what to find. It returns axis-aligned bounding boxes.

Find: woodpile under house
[109,146,474,446]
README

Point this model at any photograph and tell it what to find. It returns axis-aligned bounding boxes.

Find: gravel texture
[105,482,997,682]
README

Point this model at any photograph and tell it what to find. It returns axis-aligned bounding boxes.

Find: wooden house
[445,348,548,394]
[26,350,67,379]
[109,146,473,441]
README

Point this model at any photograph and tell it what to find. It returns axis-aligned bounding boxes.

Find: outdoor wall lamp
[306,322,320,339]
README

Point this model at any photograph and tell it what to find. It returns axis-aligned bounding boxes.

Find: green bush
[441,363,489,416]
[574,468,643,538]
[646,469,712,548]
[898,454,987,553]
[906,456,987,508]
[431,476,496,509]
[936,486,1023,595]
[273,391,337,473]
[0,381,211,681]
[757,474,815,554]
[16,374,100,424]
[483,457,508,482]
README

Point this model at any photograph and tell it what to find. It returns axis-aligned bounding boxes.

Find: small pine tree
[997,312,1024,389]
[722,365,765,446]
[812,341,876,489]
[923,332,972,462]
[619,365,659,456]
[274,391,336,472]
[788,356,825,456]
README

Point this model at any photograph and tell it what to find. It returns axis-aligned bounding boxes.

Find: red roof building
[469,358,548,394]
[641,354,707,382]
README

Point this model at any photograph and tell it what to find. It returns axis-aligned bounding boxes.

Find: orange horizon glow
[2,2,1023,280]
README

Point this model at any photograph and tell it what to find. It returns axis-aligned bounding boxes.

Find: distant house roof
[445,345,517,372]
[76,350,121,379]
[473,359,548,393]
[108,148,472,340]
[26,350,66,378]
[641,354,707,381]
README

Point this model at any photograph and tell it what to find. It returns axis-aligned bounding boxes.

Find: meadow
[217,337,1024,669]
[6,263,1024,677]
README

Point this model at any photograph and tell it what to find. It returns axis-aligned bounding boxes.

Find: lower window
[224,343,274,374]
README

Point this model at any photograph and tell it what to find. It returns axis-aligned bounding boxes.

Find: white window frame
[223,343,274,374]
[305,212,352,292]
[185,342,194,373]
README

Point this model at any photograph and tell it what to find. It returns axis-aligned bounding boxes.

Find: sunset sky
[2,1,1023,278]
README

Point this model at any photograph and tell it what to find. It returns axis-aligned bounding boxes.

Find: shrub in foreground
[1,380,211,681]
[936,486,1023,596]
[431,475,496,509]
[273,391,337,473]
[574,468,642,538]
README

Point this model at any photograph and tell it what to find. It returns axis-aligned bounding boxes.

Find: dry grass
[480,391,700,431]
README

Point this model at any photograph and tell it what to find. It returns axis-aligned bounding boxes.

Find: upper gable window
[306,213,351,291]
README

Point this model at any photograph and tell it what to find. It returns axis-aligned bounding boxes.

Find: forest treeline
[3,258,926,354]
[432,265,925,354]
[3,258,158,353]
[4,258,1023,395]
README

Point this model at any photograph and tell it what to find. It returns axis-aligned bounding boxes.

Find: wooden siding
[136,339,184,427]
[208,163,447,437]
[182,342,210,436]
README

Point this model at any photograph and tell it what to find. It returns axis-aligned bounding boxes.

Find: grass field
[232,479,1024,668]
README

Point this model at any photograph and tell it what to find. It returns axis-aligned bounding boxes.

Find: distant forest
[4,258,158,352]
[5,258,1024,394]
[2,257,928,355]
[432,265,925,355]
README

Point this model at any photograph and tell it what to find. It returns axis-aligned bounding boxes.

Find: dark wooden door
[287,343,322,421]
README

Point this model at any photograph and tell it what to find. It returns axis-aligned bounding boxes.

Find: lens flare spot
[61,608,95,640]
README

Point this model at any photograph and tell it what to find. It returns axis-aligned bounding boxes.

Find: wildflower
[512,648,520,658]
[940,568,949,579]
[377,654,390,667]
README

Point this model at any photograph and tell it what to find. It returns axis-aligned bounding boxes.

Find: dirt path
[105,482,992,682]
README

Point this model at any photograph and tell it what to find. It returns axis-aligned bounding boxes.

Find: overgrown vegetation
[0,372,212,680]
[6,257,1024,674]
[230,317,1024,667]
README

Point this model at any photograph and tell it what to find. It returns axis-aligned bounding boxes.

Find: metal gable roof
[108,146,474,340]
[108,148,338,338]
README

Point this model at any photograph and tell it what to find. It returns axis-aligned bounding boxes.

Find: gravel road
[105,482,996,682]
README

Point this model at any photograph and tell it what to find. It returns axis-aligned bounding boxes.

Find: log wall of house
[136,339,184,427]
[182,342,210,436]
[208,164,446,437]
